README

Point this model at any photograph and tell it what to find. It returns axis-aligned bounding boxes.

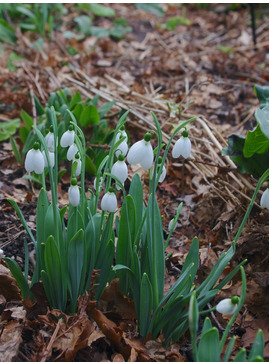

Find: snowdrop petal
[68,185,80,207]
[115,141,128,158]
[168,218,178,232]
[25,149,45,174]
[25,149,35,172]
[158,166,166,183]
[216,298,238,315]
[115,130,127,143]
[111,161,128,184]
[45,132,57,152]
[67,144,78,161]
[172,136,191,159]
[140,143,154,169]
[101,192,117,212]
[127,140,145,165]
[42,150,55,168]
[60,130,75,148]
[260,189,269,209]
[72,158,81,177]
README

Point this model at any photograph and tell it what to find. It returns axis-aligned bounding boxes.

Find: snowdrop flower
[168,218,178,232]
[67,143,78,161]
[260,187,269,209]
[127,132,153,170]
[45,126,57,152]
[172,130,191,159]
[42,150,55,168]
[60,126,75,148]
[68,178,80,207]
[72,153,81,177]
[115,127,128,158]
[216,296,239,315]
[157,157,166,183]
[101,188,117,212]
[111,154,128,190]
[94,176,104,193]
[25,142,45,174]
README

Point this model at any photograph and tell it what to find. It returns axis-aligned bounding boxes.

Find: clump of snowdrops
[4,105,267,345]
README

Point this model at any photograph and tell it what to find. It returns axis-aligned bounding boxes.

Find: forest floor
[0,3,269,361]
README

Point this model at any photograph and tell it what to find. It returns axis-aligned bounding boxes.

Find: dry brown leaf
[0,263,21,301]
[241,319,269,359]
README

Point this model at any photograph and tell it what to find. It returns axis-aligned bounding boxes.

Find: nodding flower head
[42,150,55,168]
[157,157,166,183]
[216,296,239,315]
[68,178,80,207]
[45,126,57,152]
[172,129,191,159]
[67,143,78,161]
[127,132,153,170]
[60,126,75,148]
[25,142,45,174]
[115,127,128,158]
[111,154,128,190]
[72,153,81,177]
[101,187,117,212]
[260,186,269,210]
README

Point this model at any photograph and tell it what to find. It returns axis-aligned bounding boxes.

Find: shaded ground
[0,3,269,361]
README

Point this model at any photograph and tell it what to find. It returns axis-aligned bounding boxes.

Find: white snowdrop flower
[94,176,104,193]
[68,179,80,207]
[42,150,55,168]
[67,143,78,161]
[127,132,153,170]
[101,188,117,212]
[25,142,45,174]
[115,141,128,158]
[60,126,75,148]
[216,296,239,315]
[172,130,191,159]
[168,218,178,232]
[0,248,4,256]
[260,188,269,209]
[111,154,128,190]
[115,127,127,143]
[45,127,57,152]
[72,153,81,177]
[159,165,166,183]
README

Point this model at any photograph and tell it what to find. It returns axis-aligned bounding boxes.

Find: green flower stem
[233,168,269,246]
[219,266,246,351]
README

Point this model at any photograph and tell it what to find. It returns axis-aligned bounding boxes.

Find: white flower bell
[45,126,57,152]
[157,157,166,183]
[72,153,81,177]
[68,178,80,207]
[42,150,55,168]
[260,187,269,209]
[94,176,104,193]
[60,126,75,148]
[25,142,45,174]
[101,188,117,212]
[67,143,78,161]
[127,132,153,170]
[168,218,178,232]
[115,127,128,158]
[111,154,128,190]
[172,130,191,159]
[216,296,239,315]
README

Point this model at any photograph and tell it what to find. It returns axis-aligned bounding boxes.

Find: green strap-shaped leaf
[129,174,143,230]
[181,236,199,284]
[198,327,220,362]
[201,317,212,335]
[139,273,153,338]
[223,336,236,362]
[4,257,34,301]
[248,330,264,362]
[233,349,247,362]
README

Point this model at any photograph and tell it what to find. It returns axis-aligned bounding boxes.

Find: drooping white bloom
[172,131,191,159]
[42,150,55,168]
[94,176,104,193]
[127,133,153,170]
[216,297,239,315]
[0,248,4,256]
[25,144,45,174]
[60,128,75,148]
[101,189,117,212]
[168,218,178,232]
[159,165,166,183]
[68,180,80,207]
[45,131,57,152]
[72,154,81,177]
[260,188,269,209]
[111,156,128,190]
[67,143,78,161]
[115,129,128,157]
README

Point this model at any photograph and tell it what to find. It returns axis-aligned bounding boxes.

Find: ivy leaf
[254,84,269,108]
[255,105,269,139]
[243,124,269,158]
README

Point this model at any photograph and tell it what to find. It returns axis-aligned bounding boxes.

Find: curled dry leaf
[0,262,21,301]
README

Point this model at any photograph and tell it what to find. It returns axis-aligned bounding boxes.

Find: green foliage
[0,19,17,44]
[135,3,165,17]
[161,16,191,30]
[0,118,20,142]
[6,52,24,71]
[223,85,269,178]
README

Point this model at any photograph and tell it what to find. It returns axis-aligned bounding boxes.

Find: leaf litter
[0,3,269,361]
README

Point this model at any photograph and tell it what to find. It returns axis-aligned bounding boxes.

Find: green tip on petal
[108,187,114,193]
[33,141,40,150]
[75,153,80,160]
[144,132,151,142]
[157,156,162,164]
[120,125,125,131]
[68,125,74,131]
[182,129,188,138]
[49,125,54,133]
[231,295,239,304]
[71,178,77,186]
[118,153,125,162]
